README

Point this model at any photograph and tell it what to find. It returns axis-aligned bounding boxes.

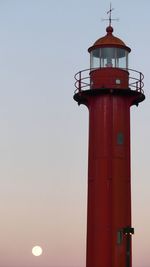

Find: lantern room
[88,26,131,90]
[90,46,129,69]
[89,26,131,69]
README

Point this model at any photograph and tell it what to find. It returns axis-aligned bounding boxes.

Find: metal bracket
[123,226,134,235]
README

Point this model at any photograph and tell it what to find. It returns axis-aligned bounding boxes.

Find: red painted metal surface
[86,94,133,267]
[74,70,145,267]
[74,26,145,267]
[90,68,129,89]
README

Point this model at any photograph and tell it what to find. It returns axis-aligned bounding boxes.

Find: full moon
[32,246,43,256]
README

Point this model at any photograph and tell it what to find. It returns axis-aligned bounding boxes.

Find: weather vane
[102,3,119,26]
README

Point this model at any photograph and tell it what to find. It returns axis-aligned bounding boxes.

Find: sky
[0,0,149,266]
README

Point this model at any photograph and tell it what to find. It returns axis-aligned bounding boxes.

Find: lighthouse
[74,9,145,267]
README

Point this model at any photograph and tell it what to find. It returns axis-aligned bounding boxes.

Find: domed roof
[88,26,131,52]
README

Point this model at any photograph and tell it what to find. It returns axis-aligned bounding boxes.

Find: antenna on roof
[102,3,119,26]
[107,3,114,26]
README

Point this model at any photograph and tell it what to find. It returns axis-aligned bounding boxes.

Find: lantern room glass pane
[90,49,100,68]
[90,47,129,69]
[116,48,128,68]
[101,48,116,67]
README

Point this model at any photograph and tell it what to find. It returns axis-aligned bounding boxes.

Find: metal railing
[74,68,144,94]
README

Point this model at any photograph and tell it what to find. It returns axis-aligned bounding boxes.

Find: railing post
[140,72,142,92]
[78,71,81,92]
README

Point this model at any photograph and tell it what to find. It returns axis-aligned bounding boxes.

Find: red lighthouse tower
[74,12,145,267]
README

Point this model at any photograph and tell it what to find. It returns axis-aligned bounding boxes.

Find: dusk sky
[0,0,149,266]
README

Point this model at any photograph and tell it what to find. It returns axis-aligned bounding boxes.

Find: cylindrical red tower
[74,25,145,267]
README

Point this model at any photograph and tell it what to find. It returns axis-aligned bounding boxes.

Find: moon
[32,246,43,256]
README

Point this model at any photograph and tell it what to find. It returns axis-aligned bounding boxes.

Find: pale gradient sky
[0,0,149,267]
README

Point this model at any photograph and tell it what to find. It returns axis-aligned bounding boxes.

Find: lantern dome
[88,26,131,52]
